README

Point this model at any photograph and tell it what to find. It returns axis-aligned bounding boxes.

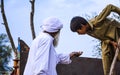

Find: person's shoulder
[89,17,97,25]
[31,32,53,46]
[37,32,53,42]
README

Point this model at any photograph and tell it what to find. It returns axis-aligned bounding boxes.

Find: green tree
[0,33,12,74]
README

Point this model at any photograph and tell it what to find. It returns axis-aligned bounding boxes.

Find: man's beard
[53,32,60,47]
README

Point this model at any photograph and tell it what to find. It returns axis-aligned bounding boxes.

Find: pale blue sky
[0,0,120,59]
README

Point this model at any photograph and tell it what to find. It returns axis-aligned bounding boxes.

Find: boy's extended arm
[94,4,120,25]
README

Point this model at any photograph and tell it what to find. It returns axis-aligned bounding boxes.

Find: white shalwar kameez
[23,32,71,75]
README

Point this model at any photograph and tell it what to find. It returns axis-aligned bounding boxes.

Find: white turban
[42,17,63,32]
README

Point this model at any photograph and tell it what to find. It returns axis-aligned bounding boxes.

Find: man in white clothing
[23,17,83,75]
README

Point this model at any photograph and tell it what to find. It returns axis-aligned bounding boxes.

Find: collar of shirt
[86,21,94,34]
[41,31,54,41]
[88,21,93,30]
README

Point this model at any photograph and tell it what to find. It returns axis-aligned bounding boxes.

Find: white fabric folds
[42,17,63,32]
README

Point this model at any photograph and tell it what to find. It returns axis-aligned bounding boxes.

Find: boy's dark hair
[70,16,88,32]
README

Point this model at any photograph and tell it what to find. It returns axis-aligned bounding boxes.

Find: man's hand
[70,51,83,58]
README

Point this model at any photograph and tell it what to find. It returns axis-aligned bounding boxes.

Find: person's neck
[44,31,56,38]
[86,24,92,31]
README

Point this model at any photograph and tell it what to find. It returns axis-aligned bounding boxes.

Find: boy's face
[76,25,87,35]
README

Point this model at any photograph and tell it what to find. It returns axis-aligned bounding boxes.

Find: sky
[0,0,120,60]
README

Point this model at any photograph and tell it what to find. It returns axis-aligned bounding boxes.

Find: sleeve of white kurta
[57,53,72,64]
[33,38,52,75]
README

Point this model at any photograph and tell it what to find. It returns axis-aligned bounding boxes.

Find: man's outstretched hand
[70,51,83,59]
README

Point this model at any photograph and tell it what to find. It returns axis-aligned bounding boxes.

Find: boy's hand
[70,51,83,58]
[110,41,118,49]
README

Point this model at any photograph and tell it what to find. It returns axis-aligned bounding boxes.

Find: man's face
[76,25,87,35]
